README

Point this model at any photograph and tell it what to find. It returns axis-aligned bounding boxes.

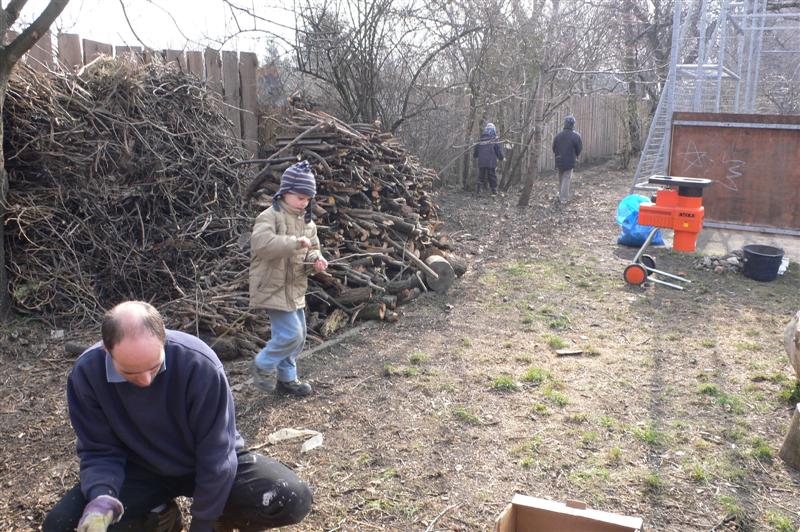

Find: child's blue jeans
[255,308,306,382]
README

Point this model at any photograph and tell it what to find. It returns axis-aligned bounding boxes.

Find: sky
[17,0,297,58]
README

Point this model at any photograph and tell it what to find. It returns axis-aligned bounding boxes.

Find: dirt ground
[2,160,799,531]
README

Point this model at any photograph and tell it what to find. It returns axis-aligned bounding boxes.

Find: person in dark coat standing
[552,115,583,205]
[473,122,504,195]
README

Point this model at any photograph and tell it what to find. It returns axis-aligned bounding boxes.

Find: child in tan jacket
[249,161,328,396]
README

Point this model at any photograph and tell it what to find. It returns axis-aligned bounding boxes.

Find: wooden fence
[11,30,259,155]
[538,93,630,171]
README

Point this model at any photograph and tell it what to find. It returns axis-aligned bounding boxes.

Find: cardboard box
[494,494,643,532]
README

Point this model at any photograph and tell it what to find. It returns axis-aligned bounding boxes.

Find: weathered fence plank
[83,39,112,63]
[26,30,53,72]
[221,50,242,138]
[115,46,142,62]
[164,49,186,71]
[186,51,204,78]
[239,51,259,156]
[57,33,82,70]
[204,48,223,95]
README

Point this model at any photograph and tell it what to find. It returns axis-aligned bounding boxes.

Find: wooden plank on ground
[57,33,82,69]
[186,50,204,78]
[222,50,241,138]
[239,51,259,155]
[83,39,113,63]
[27,30,53,72]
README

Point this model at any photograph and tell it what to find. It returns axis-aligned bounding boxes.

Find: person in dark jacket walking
[473,122,504,195]
[43,301,312,532]
[552,115,583,204]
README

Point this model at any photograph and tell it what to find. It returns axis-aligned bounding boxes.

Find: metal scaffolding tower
[631,0,800,191]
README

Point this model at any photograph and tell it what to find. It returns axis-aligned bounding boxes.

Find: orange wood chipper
[623,175,712,290]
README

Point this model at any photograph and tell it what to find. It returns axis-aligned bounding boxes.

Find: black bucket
[742,244,784,282]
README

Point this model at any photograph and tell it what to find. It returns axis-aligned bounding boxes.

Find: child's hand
[313,257,328,272]
[297,237,312,249]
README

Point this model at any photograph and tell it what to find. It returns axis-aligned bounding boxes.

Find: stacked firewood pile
[248,107,464,339]
[2,61,461,355]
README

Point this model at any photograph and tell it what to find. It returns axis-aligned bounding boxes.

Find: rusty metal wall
[668,112,800,233]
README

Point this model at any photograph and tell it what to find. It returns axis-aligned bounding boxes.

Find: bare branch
[1,0,69,73]
[4,0,29,27]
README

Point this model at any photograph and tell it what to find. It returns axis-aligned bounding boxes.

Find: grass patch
[643,472,664,492]
[379,467,399,480]
[515,353,533,363]
[717,495,745,519]
[717,391,746,414]
[700,338,717,348]
[408,352,429,365]
[453,406,482,425]
[607,446,622,463]
[633,423,664,446]
[530,402,550,416]
[568,466,610,484]
[544,388,569,407]
[735,341,763,352]
[548,317,569,330]
[567,412,589,424]
[521,313,535,325]
[545,335,567,349]
[687,462,711,483]
[383,363,401,377]
[778,380,800,405]
[699,384,746,413]
[461,338,473,347]
[490,375,519,392]
[521,367,551,385]
[699,383,720,396]
[750,437,773,461]
[765,510,795,532]
[599,416,615,429]
[504,262,533,277]
[581,431,598,446]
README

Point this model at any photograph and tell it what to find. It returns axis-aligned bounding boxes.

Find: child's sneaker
[277,379,312,397]
[252,362,277,392]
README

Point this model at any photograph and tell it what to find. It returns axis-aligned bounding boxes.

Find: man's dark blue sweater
[67,329,244,529]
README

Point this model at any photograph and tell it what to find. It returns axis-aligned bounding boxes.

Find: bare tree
[293,0,480,130]
[0,0,71,316]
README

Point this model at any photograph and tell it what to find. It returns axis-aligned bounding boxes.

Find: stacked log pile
[2,61,461,355]
[246,107,463,339]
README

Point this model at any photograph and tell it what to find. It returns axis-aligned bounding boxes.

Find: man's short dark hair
[101,301,166,353]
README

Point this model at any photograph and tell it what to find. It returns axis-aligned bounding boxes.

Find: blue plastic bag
[616,194,665,247]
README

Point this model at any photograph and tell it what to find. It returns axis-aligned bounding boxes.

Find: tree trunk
[517,119,543,207]
[622,2,642,164]
[0,73,9,318]
[779,404,800,470]
[460,91,478,189]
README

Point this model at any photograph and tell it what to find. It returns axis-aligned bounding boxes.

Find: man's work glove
[77,495,124,532]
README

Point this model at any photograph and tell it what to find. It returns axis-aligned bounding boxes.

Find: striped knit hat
[277,160,317,199]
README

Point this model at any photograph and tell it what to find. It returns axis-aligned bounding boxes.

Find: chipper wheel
[623,263,648,286]
[640,254,656,270]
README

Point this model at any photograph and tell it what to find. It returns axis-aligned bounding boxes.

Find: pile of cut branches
[2,61,458,356]
[3,59,264,350]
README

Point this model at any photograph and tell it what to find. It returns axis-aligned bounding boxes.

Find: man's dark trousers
[43,451,312,531]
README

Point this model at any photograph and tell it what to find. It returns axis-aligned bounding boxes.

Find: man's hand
[297,237,312,249]
[77,495,124,532]
[313,256,328,273]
